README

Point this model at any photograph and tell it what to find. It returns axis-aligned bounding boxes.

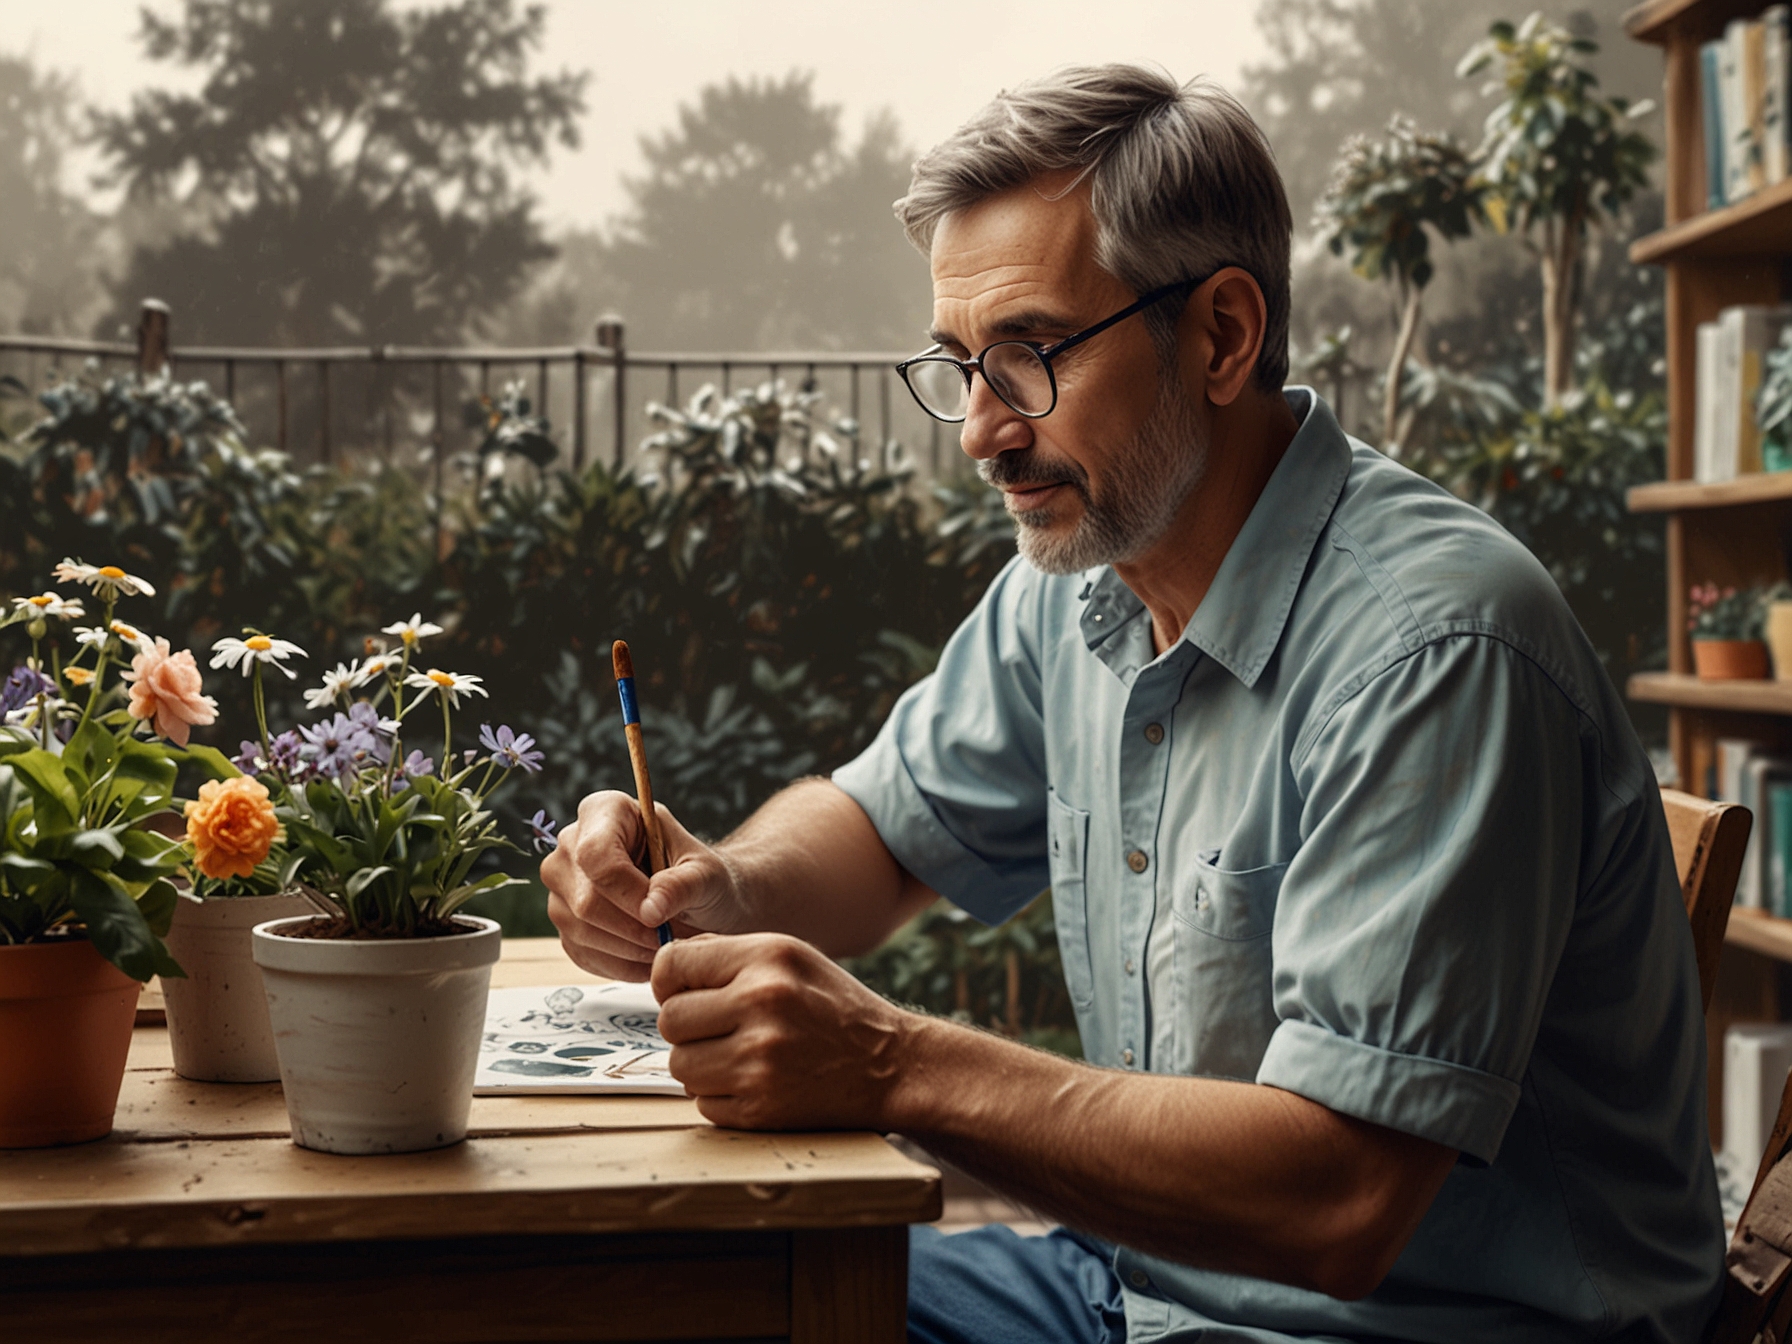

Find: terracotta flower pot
[0,937,142,1148]
[253,915,501,1155]
[1693,638,1771,681]
[162,891,316,1083]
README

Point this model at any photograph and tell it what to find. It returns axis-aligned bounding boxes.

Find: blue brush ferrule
[617,676,640,727]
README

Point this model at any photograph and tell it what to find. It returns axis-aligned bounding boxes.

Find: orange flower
[184,776,279,880]
[122,637,218,747]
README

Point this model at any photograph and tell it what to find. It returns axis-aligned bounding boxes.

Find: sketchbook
[473,981,687,1096]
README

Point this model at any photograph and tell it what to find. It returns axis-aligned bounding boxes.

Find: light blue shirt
[834,389,1722,1342]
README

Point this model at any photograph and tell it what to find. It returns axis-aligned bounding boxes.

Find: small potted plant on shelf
[229,614,542,1154]
[1689,581,1772,680]
[0,561,203,1147]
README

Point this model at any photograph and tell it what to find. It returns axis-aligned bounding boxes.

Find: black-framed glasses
[894,276,1204,424]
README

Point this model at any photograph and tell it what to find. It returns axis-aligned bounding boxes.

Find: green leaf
[137,877,180,938]
[69,829,126,865]
[345,865,394,900]
[179,743,242,781]
[68,868,175,982]
[7,750,80,830]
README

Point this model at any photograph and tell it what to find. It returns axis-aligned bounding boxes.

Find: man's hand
[652,932,912,1130]
[541,791,744,980]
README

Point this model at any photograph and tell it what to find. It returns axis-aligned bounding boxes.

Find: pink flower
[122,638,218,747]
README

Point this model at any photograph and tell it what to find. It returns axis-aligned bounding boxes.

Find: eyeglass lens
[907,343,1056,421]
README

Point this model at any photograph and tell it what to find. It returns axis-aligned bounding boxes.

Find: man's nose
[958,376,1033,462]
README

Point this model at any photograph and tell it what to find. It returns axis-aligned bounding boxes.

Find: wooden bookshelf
[1625,0,1792,1141]
[1628,469,1792,509]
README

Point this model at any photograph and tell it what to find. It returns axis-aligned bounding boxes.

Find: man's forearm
[884,1015,1454,1300]
[714,778,936,957]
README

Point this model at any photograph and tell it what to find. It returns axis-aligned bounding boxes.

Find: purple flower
[529,809,558,854]
[299,713,381,781]
[0,666,52,716]
[399,749,434,779]
[268,730,307,779]
[478,723,544,774]
[231,739,266,774]
[346,702,398,763]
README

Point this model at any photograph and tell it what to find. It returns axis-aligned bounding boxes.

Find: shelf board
[1628,471,1792,512]
[1726,907,1792,960]
[1626,0,1782,44]
[1630,671,1792,712]
[1629,176,1792,266]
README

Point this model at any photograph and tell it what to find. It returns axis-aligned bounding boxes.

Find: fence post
[572,350,587,471]
[136,299,170,378]
[596,315,625,471]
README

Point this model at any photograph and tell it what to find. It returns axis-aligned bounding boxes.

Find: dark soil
[274,915,485,941]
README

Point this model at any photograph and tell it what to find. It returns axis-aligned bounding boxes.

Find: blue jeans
[909,1224,1127,1344]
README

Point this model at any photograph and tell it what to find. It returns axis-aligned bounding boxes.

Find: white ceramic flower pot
[252,915,502,1155]
[162,892,317,1083]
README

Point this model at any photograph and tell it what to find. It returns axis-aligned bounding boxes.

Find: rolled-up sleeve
[833,558,1052,925]
[1257,634,1592,1163]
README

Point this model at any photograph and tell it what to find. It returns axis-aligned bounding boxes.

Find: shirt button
[1124,958,1136,975]
[1129,1268,1150,1288]
[1144,722,1164,744]
[1126,850,1148,873]
[1122,1048,1135,1066]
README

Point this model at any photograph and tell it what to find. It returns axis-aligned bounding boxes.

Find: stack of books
[1717,739,1792,917]
[1695,304,1792,482]
[1703,8,1792,209]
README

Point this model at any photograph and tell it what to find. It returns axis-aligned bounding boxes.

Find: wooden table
[0,939,941,1343]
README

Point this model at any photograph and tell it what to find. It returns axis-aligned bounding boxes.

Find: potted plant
[1689,582,1772,680]
[227,615,542,1154]
[0,561,206,1147]
[163,780,314,1083]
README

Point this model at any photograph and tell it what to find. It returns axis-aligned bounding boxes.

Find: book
[472,981,686,1096]
[1768,7,1790,187]
[1698,320,1723,482]
[1772,780,1792,918]
[1705,40,1730,209]
[1747,17,1771,197]
[1725,19,1752,204]
[1742,754,1792,909]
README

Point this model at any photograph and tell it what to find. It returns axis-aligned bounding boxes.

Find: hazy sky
[7,0,1272,230]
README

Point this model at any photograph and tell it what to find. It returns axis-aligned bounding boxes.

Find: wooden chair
[1662,788,1753,1015]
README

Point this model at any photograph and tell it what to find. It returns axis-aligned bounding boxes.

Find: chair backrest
[1710,1068,1792,1343]
[1661,788,1752,1015]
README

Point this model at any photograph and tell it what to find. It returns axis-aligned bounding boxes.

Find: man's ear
[1179,267,1267,408]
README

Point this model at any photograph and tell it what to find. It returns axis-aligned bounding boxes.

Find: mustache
[978,450,1089,493]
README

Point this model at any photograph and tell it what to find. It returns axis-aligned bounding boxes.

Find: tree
[573,73,927,353]
[1459,12,1655,406]
[1316,117,1484,453]
[94,0,586,347]
[0,56,103,336]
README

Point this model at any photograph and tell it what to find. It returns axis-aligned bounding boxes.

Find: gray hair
[895,65,1292,392]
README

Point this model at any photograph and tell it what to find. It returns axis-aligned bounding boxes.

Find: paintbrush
[612,640,673,946]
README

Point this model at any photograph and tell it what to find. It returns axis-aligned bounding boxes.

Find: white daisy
[303,661,362,710]
[11,593,85,621]
[108,619,149,653]
[211,634,309,680]
[72,626,109,650]
[381,613,445,648]
[353,652,401,685]
[403,667,487,708]
[52,560,156,600]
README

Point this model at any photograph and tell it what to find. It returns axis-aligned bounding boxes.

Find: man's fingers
[655,984,738,1045]
[639,803,719,927]
[650,931,794,1002]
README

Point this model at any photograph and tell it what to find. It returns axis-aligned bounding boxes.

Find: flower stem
[252,663,272,763]
[440,694,453,775]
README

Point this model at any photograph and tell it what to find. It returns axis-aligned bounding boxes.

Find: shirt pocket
[1168,855,1288,1079]
[1047,792,1096,1012]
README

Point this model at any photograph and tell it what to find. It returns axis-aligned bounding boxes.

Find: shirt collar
[1078,387,1352,689]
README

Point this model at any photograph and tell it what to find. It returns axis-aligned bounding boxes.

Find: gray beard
[982,381,1209,576]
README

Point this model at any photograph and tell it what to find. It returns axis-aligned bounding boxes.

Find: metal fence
[0,301,954,480]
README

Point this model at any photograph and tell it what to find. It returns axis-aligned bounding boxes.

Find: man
[542,66,1723,1343]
